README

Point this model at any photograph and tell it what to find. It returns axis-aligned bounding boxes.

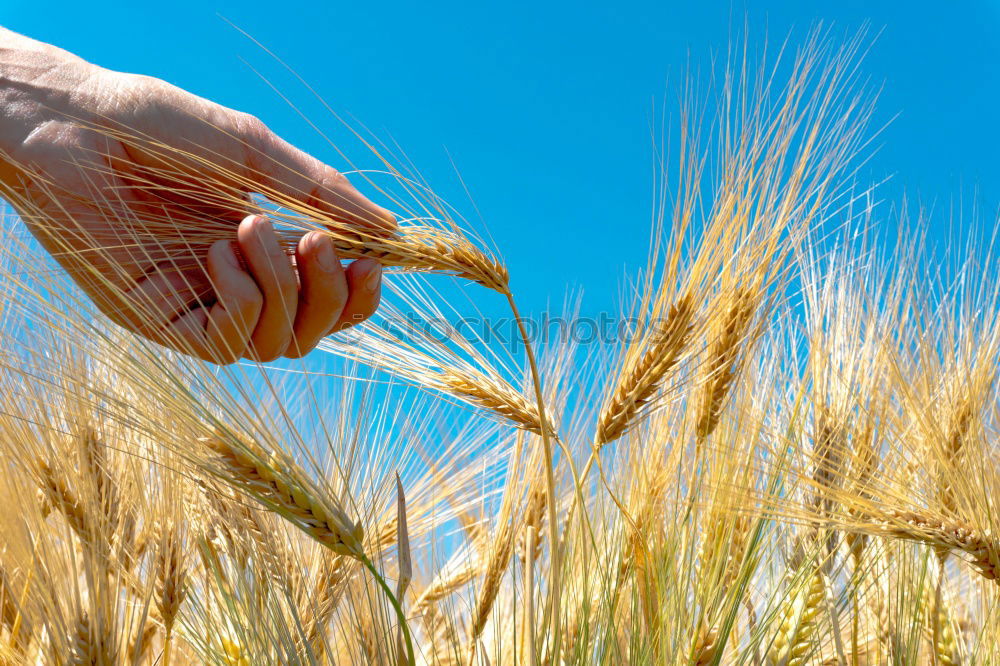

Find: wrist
[0,29,95,104]
[0,26,88,74]
[0,28,99,176]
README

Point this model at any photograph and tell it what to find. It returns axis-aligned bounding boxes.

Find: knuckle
[202,341,241,365]
[18,121,86,164]
[123,75,176,114]
[236,285,265,314]
[321,169,349,191]
[233,112,269,141]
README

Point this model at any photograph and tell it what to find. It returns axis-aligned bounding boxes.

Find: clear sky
[4,0,999,332]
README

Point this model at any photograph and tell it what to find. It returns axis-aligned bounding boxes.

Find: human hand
[0,28,393,363]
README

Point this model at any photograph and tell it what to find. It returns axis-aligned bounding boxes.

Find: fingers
[236,118,396,233]
[283,231,348,359]
[126,215,381,364]
[158,240,262,364]
[237,215,298,362]
[112,260,211,335]
[328,258,382,334]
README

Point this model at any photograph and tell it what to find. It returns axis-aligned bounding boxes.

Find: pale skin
[0,27,394,363]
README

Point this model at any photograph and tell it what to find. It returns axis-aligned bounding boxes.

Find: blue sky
[5,0,999,333]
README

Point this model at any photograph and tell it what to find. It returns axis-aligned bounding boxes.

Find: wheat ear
[37,459,93,544]
[691,622,721,665]
[467,516,516,665]
[68,612,117,666]
[155,525,187,666]
[202,435,364,558]
[924,576,961,666]
[767,569,825,666]
[875,509,1000,583]
[696,288,756,442]
[438,368,551,435]
[595,294,695,447]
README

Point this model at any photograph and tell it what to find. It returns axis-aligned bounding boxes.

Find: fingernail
[252,216,272,234]
[315,235,339,272]
[365,264,382,293]
[374,206,396,228]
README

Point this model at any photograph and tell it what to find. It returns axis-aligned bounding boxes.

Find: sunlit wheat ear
[201,434,364,558]
[696,287,757,442]
[129,618,160,665]
[767,569,825,666]
[923,578,962,665]
[77,426,121,535]
[155,524,187,666]
[517,481,546,565]
[414,559,480,622]
[873,510,1000,583]
[811,409,847,518]
[937,397,975,520]
[595,294,695,447]
[316,225,510,293]
[220,636,250,666]
[36,459,93,544]
[467,515,516,663]
[322,311,550,435]
[69,612,118,666]
[690,622,721,665]
[299,553,350,660]
[845,406,881,566]
[415,556,481,659]
[931,358,995,526]
[438,368,551,435]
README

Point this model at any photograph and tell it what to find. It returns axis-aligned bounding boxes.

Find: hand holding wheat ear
[0,26,395,363]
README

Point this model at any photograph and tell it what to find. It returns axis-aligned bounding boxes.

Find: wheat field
[0,27,996,665]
